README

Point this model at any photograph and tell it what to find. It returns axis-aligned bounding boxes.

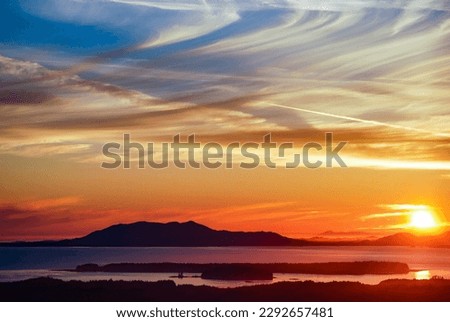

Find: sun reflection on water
[415,270,431,280]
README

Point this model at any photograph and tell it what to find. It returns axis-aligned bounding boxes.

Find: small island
[73,261,411,280]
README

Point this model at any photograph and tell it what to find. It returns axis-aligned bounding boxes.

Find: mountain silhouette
[370,231,450,247]
[54,221,310,247]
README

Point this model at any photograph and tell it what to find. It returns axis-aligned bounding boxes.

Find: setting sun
[409,209,438,230]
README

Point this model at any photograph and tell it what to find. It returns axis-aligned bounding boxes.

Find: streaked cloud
[363,204,431,220]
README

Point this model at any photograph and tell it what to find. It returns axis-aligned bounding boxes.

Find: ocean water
[1,246,449,287]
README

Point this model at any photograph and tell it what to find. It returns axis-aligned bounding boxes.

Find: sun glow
[409,209,438,230]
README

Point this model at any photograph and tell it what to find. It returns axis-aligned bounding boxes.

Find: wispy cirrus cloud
[362,204,431,220]
[1,1,449,169]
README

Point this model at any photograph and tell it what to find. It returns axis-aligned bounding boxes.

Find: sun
[409,209,438,230]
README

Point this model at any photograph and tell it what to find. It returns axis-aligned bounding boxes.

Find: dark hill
[370,231,450,247]
[55,221,309,247]
[2,278,450,301]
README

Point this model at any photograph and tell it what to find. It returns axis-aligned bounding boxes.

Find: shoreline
[1,277,449,301]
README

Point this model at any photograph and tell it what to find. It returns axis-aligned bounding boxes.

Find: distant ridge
[60,221,307,247]
[370,231,450,248]
[1,221,310,247]
[1,221,449,247]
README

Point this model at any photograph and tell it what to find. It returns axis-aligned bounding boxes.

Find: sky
[0,0,449,241]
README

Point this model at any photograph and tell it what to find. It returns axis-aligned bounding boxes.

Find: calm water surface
[1,246,449,287]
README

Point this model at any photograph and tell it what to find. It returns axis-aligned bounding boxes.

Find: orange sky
[1,152,448,241]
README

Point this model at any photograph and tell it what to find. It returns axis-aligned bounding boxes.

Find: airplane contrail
[263,102,450,138]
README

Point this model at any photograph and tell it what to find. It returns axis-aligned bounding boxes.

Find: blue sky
[1,0,449,160]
